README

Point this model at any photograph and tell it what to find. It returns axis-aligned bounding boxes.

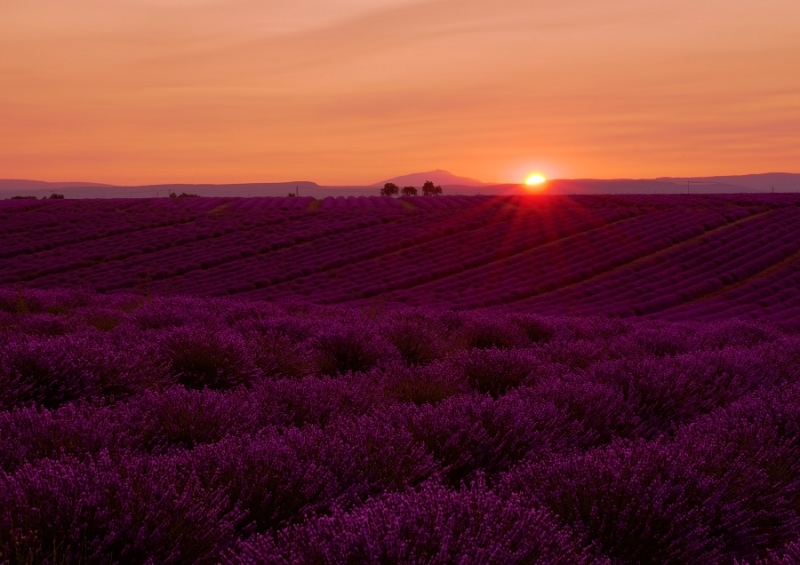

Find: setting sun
[525,173,547,186]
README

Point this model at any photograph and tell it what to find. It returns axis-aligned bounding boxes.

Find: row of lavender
[327,205,744,308]
[161,199,633,299]
[3,195,800,323]
[2,289,800,563]
[0,195,641,299]
[481,205,800,328]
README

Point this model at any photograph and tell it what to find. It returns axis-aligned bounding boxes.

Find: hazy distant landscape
[3,171,799,199]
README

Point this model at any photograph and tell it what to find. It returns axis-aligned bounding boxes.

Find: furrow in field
[506,208,798,317]
[2,207,408,289]
[234,204,641,302]
[379,206,746,309]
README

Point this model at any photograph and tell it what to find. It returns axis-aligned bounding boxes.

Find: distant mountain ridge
[544,179,761,195]
[0,181,321,199]
[1,172,798,198]
[0,179,114,190]
[658,173,798,192]
[372,170,489,187]
[545,173,800,195]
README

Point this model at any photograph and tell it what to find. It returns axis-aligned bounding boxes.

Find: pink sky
[1,0,798,185]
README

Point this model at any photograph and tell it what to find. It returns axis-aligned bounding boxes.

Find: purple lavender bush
[0,288,797,564]
[381,362,470,405]
[311,321,399,376]
[0,334,166,409]
[224,480,603,565]
[448,347,538,396]
[380,313,447,366]
[500,441,727,564]
[159,326,259,390]
[0,453,242,564]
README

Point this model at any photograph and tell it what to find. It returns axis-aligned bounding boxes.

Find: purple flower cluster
[227,480,601,565]
[0,290,799,563]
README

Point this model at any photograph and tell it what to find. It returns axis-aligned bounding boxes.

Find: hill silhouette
[373,170,488,188]
[0,179,114,190]
[658,173,800,192]
[2,173,799,199]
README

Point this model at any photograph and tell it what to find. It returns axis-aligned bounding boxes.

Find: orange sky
[1,0,798,185]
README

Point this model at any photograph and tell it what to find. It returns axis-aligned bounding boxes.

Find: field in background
[2,194,799,329]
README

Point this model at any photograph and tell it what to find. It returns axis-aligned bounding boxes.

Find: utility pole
[686,180,707,195]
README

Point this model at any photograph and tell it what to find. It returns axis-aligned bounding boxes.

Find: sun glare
[525,173,547,186]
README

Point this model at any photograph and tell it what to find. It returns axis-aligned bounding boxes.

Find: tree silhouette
[380,183,400,197]
[422,181,443,196]
[401,186,417,196]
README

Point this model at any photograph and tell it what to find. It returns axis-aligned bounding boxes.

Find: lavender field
[2,194,800,564]
[2,194,799,327]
